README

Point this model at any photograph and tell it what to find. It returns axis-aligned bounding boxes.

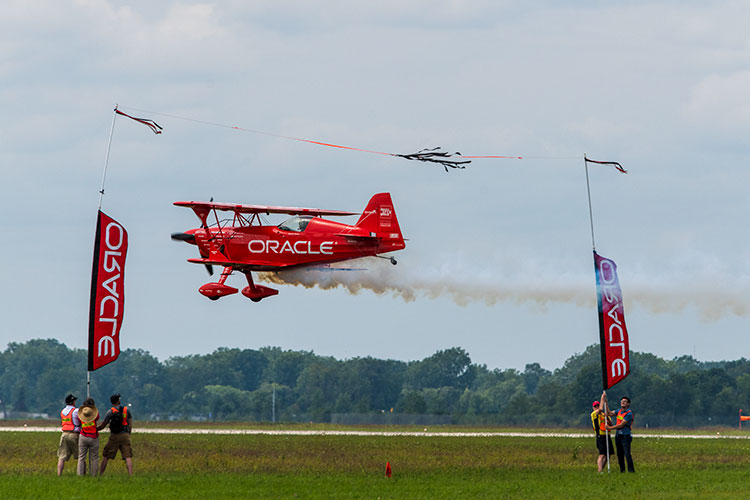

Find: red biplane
[171,193,405,302]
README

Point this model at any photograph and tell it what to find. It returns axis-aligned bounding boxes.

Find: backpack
[109,406,127,433]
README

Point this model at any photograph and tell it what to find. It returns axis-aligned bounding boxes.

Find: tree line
[1,339,748,427]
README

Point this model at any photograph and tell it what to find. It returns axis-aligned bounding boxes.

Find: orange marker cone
[385,461,392,478]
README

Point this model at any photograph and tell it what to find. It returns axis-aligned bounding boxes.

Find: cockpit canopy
[278,215,313,232]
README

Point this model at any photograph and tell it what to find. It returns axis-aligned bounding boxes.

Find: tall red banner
[88,211,128,371]
[594,251,630,389]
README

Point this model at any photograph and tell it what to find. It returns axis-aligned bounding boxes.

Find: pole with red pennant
[86,106,162,397]
[584,154,630,472]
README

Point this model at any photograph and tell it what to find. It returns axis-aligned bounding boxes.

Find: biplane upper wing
[174,201,357,217]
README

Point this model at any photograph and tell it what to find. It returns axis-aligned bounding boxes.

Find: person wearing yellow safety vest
[56,394,79,476]
[97,393,133,476]
[590,400,613,472]
[603,393,635,473]
[77,398,100,476]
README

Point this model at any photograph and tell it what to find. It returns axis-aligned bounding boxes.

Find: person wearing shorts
[590,400,613,472]
[98,393,133,475]
[56,394,79,476]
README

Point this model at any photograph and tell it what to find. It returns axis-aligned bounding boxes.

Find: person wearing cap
[57,394,80,476]
[77,398,100,476]
[603,392,635,473]
[98,393,133,476]
[590,399,613,472]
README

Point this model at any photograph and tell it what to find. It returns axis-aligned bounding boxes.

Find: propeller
[171,232,212,275]
[170,232,196,243]
[173,197,214,276]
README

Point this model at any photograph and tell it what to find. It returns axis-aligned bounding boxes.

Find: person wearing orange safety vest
[56,394,79,476]
[98,393,134,476]
[603,394,635,473]
[590,400,613,472]
[76,398,100,476]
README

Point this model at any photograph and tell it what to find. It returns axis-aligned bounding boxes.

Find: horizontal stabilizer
[336,233,377,239]
[305,265,368,272]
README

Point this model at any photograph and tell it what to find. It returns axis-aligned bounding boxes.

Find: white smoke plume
[257,253,750,319]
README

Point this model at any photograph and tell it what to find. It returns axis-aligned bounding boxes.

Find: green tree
[397,390,427,414]
[522,362,551,395]
[295,358,342,420]
[406,347,476,390]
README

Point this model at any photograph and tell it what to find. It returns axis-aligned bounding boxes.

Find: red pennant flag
[88,211,128,370]
[594,251,630,389]
[115,108,163,134]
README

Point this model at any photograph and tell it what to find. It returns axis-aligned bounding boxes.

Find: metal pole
[589,155,608,471]
[272,386,276,423]
[89,106,119,397]
[604,396,611,472]
[98,106,119,210]
[584,155,596,251]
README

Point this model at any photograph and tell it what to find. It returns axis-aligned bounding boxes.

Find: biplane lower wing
[187,258,287,272]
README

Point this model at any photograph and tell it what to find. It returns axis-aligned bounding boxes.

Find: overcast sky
[2,1,749,371]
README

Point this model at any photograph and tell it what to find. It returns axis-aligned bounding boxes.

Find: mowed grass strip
[2,431,750,498]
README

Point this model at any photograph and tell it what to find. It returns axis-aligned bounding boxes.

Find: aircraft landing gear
[241,272,279,302]
[198,267,237,300]
[376,255,398,265]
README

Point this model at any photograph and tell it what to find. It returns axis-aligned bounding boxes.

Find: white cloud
[685,71,750,129]
[3,0,750,370]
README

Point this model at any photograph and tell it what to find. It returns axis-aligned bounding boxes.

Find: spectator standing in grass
[56,394,79,475]
[603,392,635,473]
[98,393,133,475]
[590,399,613,472]
[77,398,100,476]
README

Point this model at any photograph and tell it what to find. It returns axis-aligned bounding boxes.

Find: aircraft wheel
[208,296,220,301]
[250,297,262,303]
[390,257,397,265]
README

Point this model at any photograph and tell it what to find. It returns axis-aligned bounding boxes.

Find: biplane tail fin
[355,193,405,251]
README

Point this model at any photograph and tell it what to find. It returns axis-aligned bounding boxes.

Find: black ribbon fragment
[115,108,163,135]
[585,156,627,174]
[395,147,471,172]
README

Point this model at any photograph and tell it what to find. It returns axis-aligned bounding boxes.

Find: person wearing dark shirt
[603,392,635,473]
[97,393,133,475]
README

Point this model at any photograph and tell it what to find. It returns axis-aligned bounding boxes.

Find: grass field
[2,425,750,499]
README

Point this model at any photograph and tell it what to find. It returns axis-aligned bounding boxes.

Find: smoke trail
[261,258,591,308]
[257,253,750,319]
